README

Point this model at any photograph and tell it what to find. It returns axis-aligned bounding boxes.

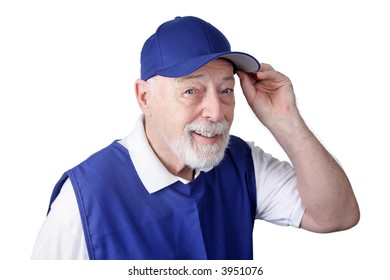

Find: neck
[153,149,194,181]
[176,167,195,181]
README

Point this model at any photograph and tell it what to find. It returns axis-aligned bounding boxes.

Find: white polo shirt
[31,115,305,260]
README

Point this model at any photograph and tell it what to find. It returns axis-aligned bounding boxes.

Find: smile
[193,131,222,138]
[191,131,223,146]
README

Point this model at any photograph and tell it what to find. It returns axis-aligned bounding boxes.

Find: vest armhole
[67,170,96,260]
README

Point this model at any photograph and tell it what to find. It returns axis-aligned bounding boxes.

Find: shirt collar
[123,115,211,193]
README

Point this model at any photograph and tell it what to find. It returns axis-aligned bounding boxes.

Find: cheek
[150,93,203,137]
[155,107,192,140]
[223,101,235,125]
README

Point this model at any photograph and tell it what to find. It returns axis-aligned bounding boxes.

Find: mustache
[183,120,230,137]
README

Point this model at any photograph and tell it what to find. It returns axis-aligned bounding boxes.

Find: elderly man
[32,16,359,260]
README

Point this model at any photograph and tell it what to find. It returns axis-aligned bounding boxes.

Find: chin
[184,144,227,170]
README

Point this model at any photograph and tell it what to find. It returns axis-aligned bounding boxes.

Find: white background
[1,0,389,279]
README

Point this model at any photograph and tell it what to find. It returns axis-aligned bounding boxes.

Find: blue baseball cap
[140,16,260,80]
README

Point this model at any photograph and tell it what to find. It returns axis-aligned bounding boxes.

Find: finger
[255,67,288,83]
[237,71,255,97]
[237,71,256,85]
[238,71,267,105]
[253,63,276,81]
[259,63,274,72]
[256,69,276,79]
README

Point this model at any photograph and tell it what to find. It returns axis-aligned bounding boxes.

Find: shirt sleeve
[248,141,305,228]
[31,178,89,260]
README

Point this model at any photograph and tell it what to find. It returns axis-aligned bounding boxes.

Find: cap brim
[220,52,260,73]
[155,51,260,78]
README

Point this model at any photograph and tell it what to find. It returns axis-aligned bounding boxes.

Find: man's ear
[135,79,151,116]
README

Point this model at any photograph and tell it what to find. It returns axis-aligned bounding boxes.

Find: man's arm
[238,64,360,233]
[31,179,89,259]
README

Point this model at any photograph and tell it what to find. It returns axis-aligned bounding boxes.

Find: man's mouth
[184,120,229,145]
[191,130,223,145]
[193,130,222,138]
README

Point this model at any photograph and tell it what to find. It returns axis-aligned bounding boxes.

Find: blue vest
[48,136,257,260]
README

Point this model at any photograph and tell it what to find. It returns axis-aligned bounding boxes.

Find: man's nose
[201,91,224,122]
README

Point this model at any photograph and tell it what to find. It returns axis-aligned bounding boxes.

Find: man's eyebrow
[177,74,204,82]
[177,74,235,82]
[223,75,235,82]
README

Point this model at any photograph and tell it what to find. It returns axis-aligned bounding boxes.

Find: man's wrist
[266,113,313,154]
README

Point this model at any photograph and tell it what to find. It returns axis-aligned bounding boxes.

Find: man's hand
[238,63,360,233]
[237,63,300,132]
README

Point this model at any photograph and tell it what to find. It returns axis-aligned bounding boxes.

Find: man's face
[144,59,235,170]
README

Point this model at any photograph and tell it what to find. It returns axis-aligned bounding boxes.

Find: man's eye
[184,89,195,95]
[222,88,233,94]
